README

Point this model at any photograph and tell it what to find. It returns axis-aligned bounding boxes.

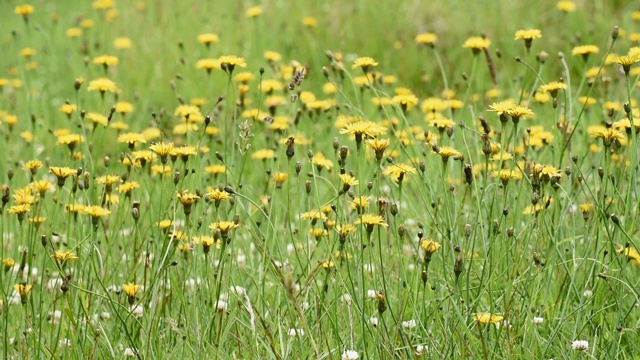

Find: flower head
[514,29,542,49]
[571,340,589,351]
[415,33,438,46]
[473,313,504,324]
[218,55,247,74]
[539,81,568,98]
[355,214,388,233]
[14,283,32,304]
[463,37,491,54]
[572,45,599,60]
[122,282,141,304]
[82,205,111,225]
[197,33,219,46]
[382,163,417,183]
[49,167,77,186]
[87,77,118,94]
[352,57,378,73]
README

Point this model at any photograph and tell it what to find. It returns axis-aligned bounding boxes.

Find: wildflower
[211,221,239,241]
[415,32,438,46]
[312,152,334,172]
[572,45,599,60]
[15,4,34,23]
[507,105,534,124]
[556,1,576,12]
[272,172,288,189]
[339,120,386,145]
[150,142,174,164]
[350,196,370,214]
[463,36,491,54]
[176,190,200,215]
[383,163,417,183]
[66,27,82,38]
[532,317,544,324]
[488,100,515,123]
[571,340,589,351]
[8,204,31,222]
[492,169,522,186]
[207,188,231,207]
[113,37,132,49]
[617,245,640,265]
[117,132,147,149]
[197,33,219,46]
[59,103,77,117]
[473,313,504,324]
[246,6,263,17]
[590,127,624,147]
[196,58,221,73]
[49,166,78,187]
[616,53,640,75]
[218,55,247,75]
[367,138,391,161]
[351,57,378,73]
[421,239,441,256]
[82,205,111,225]
[57,134,85,152]
[355,214,388,233]
[95,175,122,193]
[53,250,78,267]
[92,55,119,70]
[415,345,428,356]
[20,48,36,58]
[87,77,118,95]
[263,50,282,62]
[14,283,32,304]
[437,146,463,163]
[402,319,417,329]
[22,159,42,176]
[514,29,542,50]
[338,173,359,192]
[342,350,359,360]
[122,282,141,304]
[539,81,568,98]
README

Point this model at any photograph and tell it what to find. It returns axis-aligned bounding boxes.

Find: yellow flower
[196,58,221,73]
[556,1,576,12]
[415,33,438,46]
[205,164,226,175]
[272,172,288,188]
[22,159,42,174]
[590,127,624,147]
[507,105,534,123]
[53,250,78,263]
[616,53,640,74]
[82,205,111,225]
[207,188,231,207]
[572,45,600,59]
[436,146,463,163]
[352,57,379,72]
[92,55,119,68]
[122,282,141,304]
[49,166,77,186]
[8,204,31,222]
[117,132,147,148]
[118,181,140,196]
[66,27,82,38]
[421,239,441,255]
[197,33,219,45]
[366,138,391,161]
[13,283,32,304]
[263,50,282,62]
[87,77,118,94]
[176,190,200,215]
[514,29,542,41]
[113,37,132,49]
[340,121,386,144]
[463,37,491,53]
[617,245,640,265]
[115,101,134,114]
[355,214,388,232]
[338,174,359,192]
[491,169,523,185]
[15,4,35,16]
[383,163,417,183]
[474,313,504,324]
[218,55,247,74]
[302,17,318,27]
[252,149,275,160]
[539,81,568,97]
[20,48,36,58]
[150,142,174,163]
[246,6,263,18]
[210,221,239,239]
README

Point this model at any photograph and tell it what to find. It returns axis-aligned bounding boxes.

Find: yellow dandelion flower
[474,313,504,324]
[415,32,438,46]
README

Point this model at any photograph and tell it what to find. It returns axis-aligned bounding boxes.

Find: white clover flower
[402,319,417,329]
[367,289,377,299]
[583,289,593,298]
[48,310,62,324]
[415,344,428,356]
[571,340,589,351]
[342,350,359,360]
[215,300,228,312]
[369,317,379,328]
[123,348,137,357]
[130,305,144,318]
[532,317,544,324]
[287,328,305,337]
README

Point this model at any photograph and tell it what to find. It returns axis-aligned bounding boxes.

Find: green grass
[1,0,640,359]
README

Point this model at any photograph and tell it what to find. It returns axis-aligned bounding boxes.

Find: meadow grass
[1,0,640,359]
